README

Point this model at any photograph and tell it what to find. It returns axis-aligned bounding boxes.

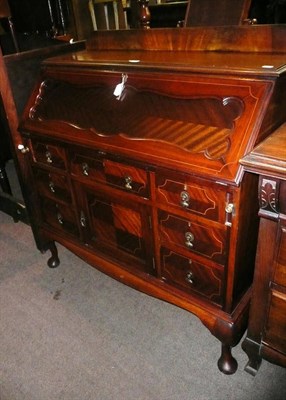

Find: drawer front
[158,210,227,264]
[40,198,79,238]
[70,151,105,182]
[70,150,150,198]
[104,159,149,198]
[30,140,66,170]
[161,248,223,305]
[156,172,227,223]
[263,290,286,354]
[33,168,72,204]
[273,225,286,287]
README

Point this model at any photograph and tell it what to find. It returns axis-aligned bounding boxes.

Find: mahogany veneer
[18,26,286,374]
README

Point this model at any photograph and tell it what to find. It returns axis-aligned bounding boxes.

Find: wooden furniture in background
[0,40,85,223]
[241,123,286,375]
[183,0,252,27]
[89,0,127,30]
[17,25,286,374]
[0,0,19,52]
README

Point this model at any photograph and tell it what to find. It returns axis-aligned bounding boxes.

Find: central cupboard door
[74,182,155,275]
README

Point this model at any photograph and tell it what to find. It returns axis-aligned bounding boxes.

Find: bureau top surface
[43,49,286,77]
[43,26,286,77]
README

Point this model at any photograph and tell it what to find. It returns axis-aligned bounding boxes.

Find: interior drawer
[156,171,227,223]
[30,140,66,170]
[158,210,227,264]
[32,167,72,204]
[160,247,224,306]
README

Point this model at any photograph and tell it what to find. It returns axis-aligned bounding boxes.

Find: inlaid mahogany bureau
[241,123,286,375]
[17,26,286,374]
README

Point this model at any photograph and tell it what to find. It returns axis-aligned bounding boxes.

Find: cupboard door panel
[77,184,154,274]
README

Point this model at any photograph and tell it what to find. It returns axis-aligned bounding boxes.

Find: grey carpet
[0,210,285,400]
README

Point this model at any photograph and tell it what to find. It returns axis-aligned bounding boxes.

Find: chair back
[89,0,128,30]
[184,0,252,27]
[0,0,19,52]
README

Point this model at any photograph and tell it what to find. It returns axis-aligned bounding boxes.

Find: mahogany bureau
[17,26,286,374]
[241,123,286,375]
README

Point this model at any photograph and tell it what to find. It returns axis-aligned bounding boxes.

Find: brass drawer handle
[124,175,133,190]
[57,212,64,225]
[45,151,53,164]
[180,190,190,208]
[185,271,194,284]
[80,210,87,227]
[17,144,30,154]
[185,231,194,248]
[49,181,56,193]
[82,162,89,176]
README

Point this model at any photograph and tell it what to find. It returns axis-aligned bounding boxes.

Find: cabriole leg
[47,242,60,268]
[217,344,238,375]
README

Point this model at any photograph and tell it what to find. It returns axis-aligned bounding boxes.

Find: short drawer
[70,151,105,182]
[70,150,150,198]
[156,172,227,223]
[160,247,224,306]
[158,210,227,264]
[33,168,72,204]
[104,159,150,198]
[40,198,79,238]
[30,140,66,170]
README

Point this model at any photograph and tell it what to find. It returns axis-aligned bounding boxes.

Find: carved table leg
[217,344,238,375]
[47,241,60,268]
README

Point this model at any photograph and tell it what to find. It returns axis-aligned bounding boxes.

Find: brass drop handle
[185,271,194,284]
[180,190,190,208]
[124,175,133,190]
[80,210,86,227]
[17,144,30,154]
[57,212,64,225]
[82,162,89,176]
[49,181,55,193]
[45,151,53,164]
[185,231,194,248]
